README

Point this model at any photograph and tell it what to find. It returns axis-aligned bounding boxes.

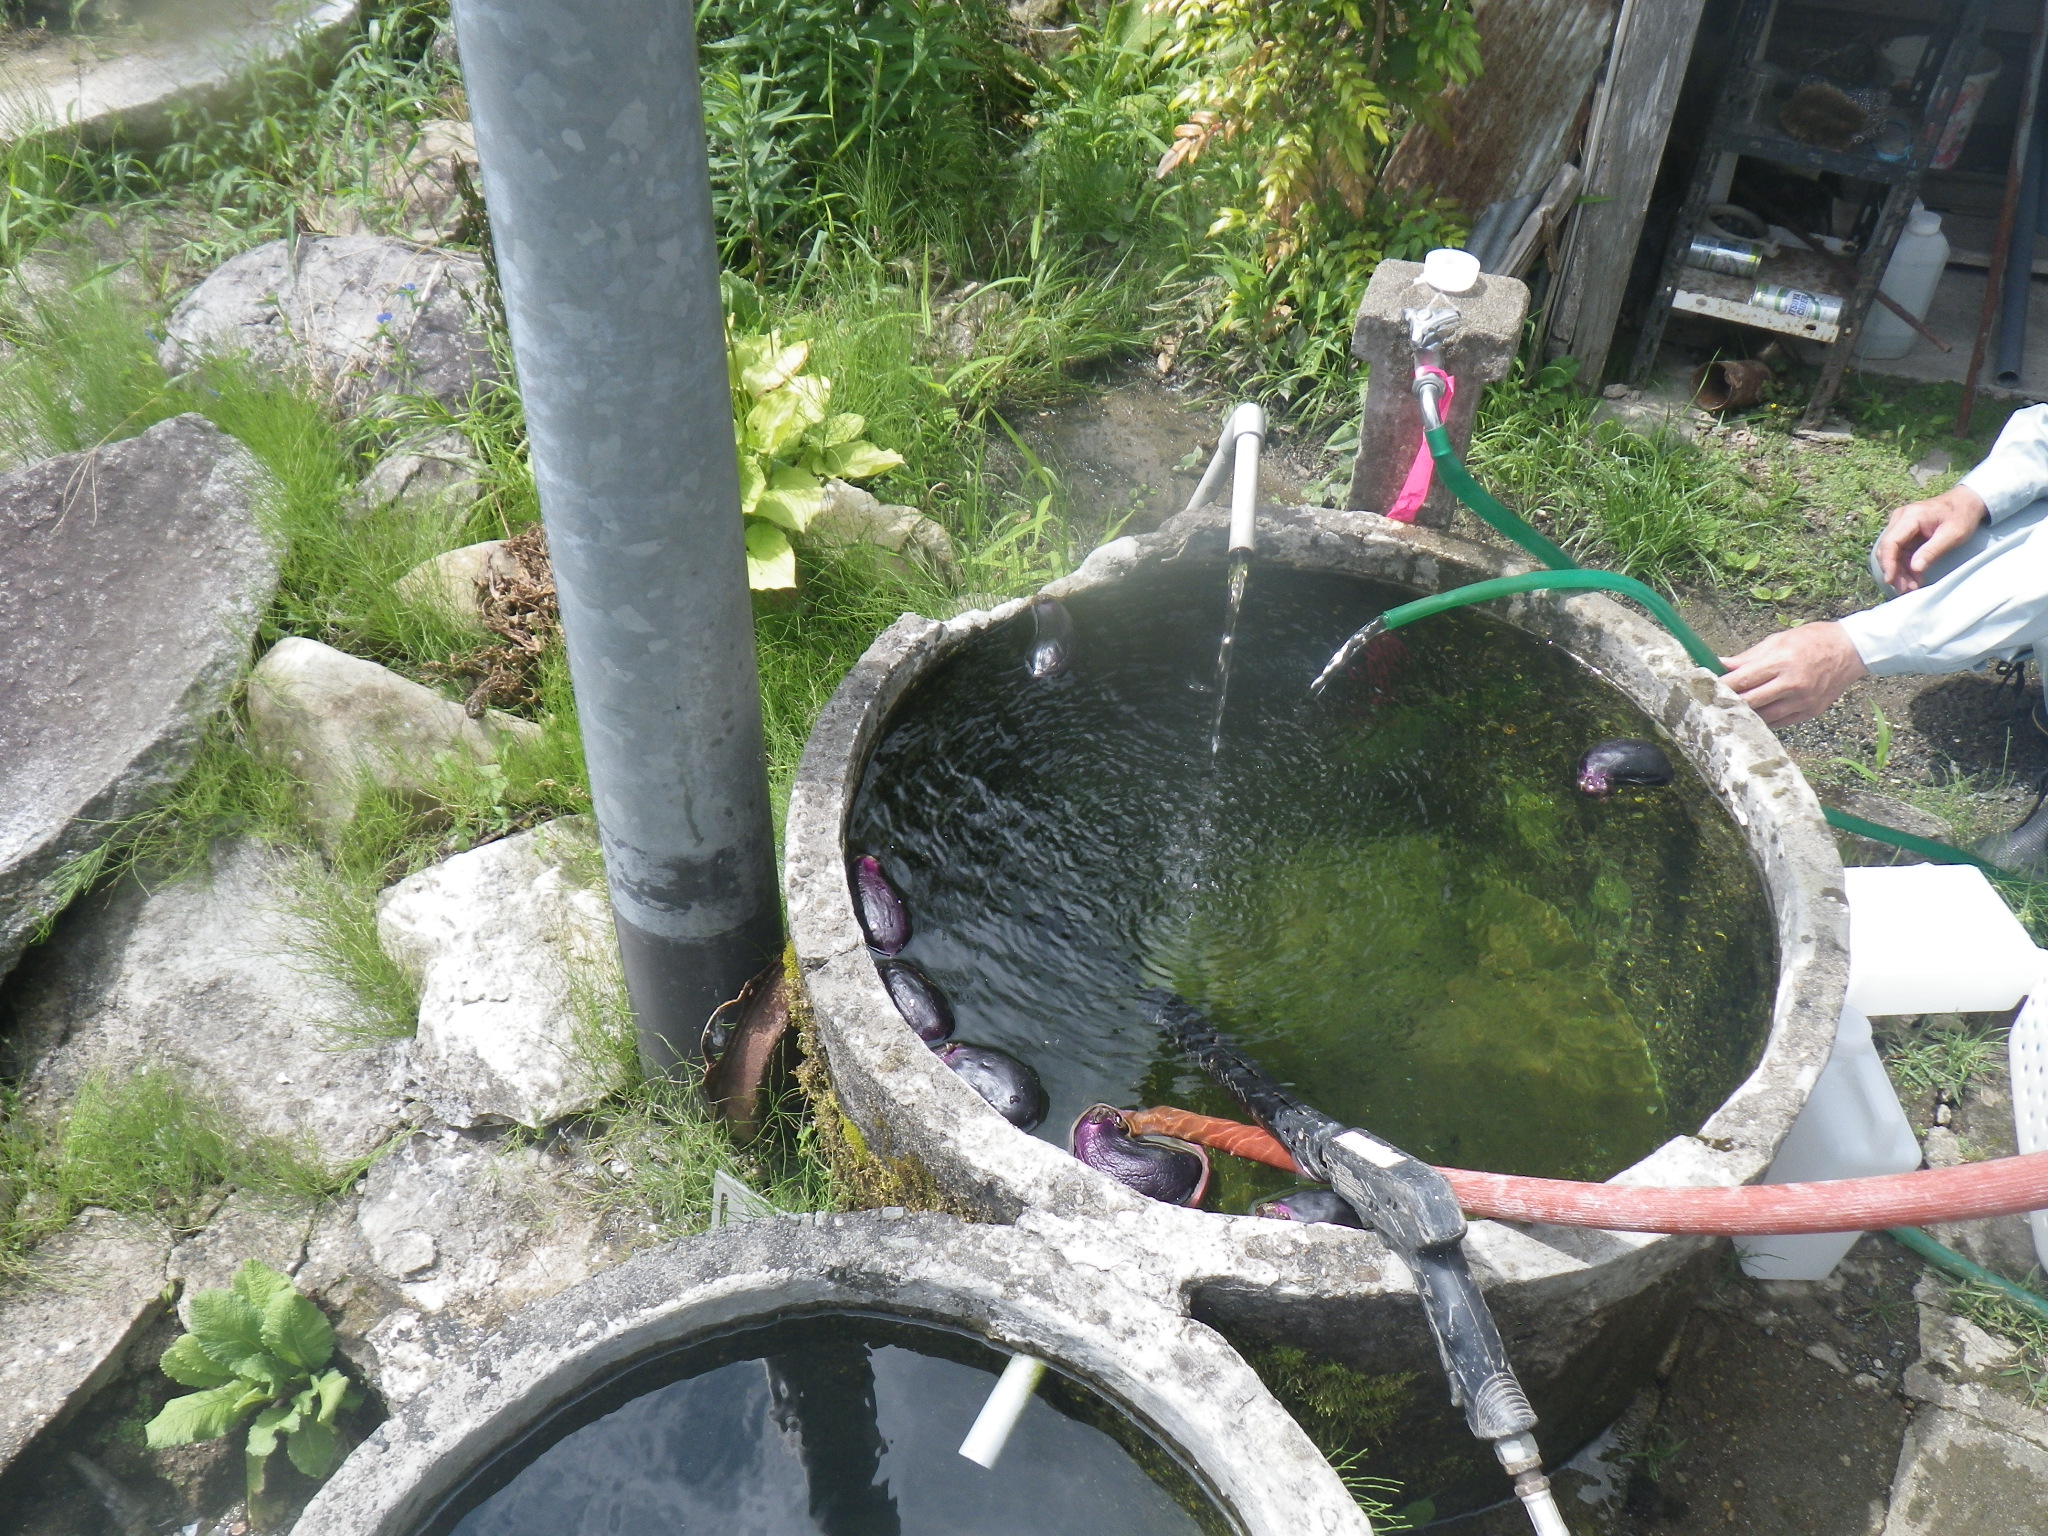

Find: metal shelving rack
[1629,0,1992,427]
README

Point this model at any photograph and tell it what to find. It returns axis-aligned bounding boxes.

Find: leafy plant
[146,1261,363,1507]
[728,328,903,588]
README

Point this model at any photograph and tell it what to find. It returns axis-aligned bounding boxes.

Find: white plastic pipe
[1225,402,1265,554]
[958,1353,1046,1469]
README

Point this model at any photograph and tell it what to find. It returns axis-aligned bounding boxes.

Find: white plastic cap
[1421,247,1481,294]
[1907,206,1943,236]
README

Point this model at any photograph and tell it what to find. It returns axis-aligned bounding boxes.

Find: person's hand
[1721,622,1869,727]
[1875,484,1987,593]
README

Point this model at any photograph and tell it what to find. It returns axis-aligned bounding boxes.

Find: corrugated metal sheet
[1383,0,1620,211]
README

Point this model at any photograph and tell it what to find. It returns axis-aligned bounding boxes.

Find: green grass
[1880,1015,2008,1102]
[0,1070,351,1282]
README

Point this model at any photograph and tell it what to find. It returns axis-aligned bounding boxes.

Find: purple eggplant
[1250,1189,1363,1228]
[876,957,953,1044]
[850,854,910,954]
[1027,595,1075,679]
[935,1043,1048,1130]
[1576,738,1673,797]
[1070,1105,1209,1206]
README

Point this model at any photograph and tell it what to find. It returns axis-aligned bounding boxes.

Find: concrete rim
[785,504,1848,1293]
[292,1210,1371,1536]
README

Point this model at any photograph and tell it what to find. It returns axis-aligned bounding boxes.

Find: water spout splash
[1310,615,1386,695]
[1206,549,1252,757]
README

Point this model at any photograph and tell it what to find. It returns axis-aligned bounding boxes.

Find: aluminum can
[1750,283,1843,324]
[1686,235,1763,277]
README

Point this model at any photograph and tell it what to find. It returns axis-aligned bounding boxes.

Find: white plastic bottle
[1855,203,1950,360]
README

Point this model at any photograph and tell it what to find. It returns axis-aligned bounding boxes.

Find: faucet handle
[1406,303,1461,352]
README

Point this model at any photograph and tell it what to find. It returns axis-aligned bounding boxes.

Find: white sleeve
[1960,403,2048,523]
[1840,517,2048,673]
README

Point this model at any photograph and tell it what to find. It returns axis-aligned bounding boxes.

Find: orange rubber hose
[1124,1107,2048,1236]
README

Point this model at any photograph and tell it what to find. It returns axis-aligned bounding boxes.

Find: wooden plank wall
[1544,0,1711,382]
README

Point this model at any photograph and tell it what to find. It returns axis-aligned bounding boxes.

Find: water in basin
[425,1312,1229,1536]
[846,562,1776,1205]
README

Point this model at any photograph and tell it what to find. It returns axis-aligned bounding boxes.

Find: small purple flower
[375,311,394,325]
[399,282,417,292]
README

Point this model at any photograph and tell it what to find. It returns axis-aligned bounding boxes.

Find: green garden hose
[1424,424,1579,572]
[1889,1224,2048,1325]
[1376,569,1723,673]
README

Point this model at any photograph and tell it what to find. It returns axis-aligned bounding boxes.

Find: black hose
[1140,989,1341,1176]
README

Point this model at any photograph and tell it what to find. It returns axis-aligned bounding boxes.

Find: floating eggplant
[1027,595,1075,679]
[876,957,953,1044]
[1069,1104,1208,1206]
[936,1042,1048,1130]
[1250,1188,1363,1228]
[1576,738,1673,797]
[850,854,910,954]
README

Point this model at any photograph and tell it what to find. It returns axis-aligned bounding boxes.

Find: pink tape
[1385,368,1456,523]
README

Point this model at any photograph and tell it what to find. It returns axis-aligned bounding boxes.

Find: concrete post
[450,0,781,1074]
[1345,261,1530,529]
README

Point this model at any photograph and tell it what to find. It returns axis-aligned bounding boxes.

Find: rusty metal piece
[703,962,793,1144]
[1693,358,1774,412]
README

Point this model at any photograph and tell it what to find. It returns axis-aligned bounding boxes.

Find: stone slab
[0,1,362,148]
[7,838,413,1168]
[0,1217,168,1477]
[1882,1406,2048,1536]
[0,414,274,980]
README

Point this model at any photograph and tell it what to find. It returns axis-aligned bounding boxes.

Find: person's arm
[1960,403,2048,524]
[1722,623,1867,727]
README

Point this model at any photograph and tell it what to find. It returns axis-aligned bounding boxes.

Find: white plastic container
[2013,994,2048,1271]
[1856,203,1950,360]
[1739,864,2042,1280]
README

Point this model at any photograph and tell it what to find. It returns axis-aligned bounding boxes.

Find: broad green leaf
[146,1383,264,1448]
[818,441,905,481]
[812,412,866,449]
[737,452,765,516]
[745,389,809,457]
[312,1369,352,1425]
[246,1446,270,1500]
[230,1351,294,1391]
[262,1288,333,1373]
[744,522,796,590]
[782,373,831,426]
[246,1401,294,1460]
[739,337,808,398]
[286,1417,342,1479]
[160,1333,237,1389]
[754,466,823,533]
[190,1289,265,1368]
[232,1261,295,1314]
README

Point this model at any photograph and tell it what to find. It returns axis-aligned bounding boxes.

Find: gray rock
[247,637,541,846]
[1882,1406,2048,1535]
[311,119,478,248]
[394,539,516,629]
[8,838,413,1168]
[295,1130,625,1404]
[0,1216,169,1477]
[158,236,495,416]
[165,1189,316,1328]
[355,428,480,522]
[807,478,961,586]
[376,820,626,1129]
[0,415,274,980]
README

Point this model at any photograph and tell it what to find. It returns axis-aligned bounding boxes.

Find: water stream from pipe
[1206,550,1252,758]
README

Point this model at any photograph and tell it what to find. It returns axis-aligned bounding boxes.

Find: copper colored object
[702,962,793,1144]
[1691,357,1773,412]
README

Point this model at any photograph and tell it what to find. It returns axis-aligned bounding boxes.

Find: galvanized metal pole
[449,0,781,1074]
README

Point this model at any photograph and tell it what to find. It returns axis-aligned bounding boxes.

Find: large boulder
[4,838,414,1169]
[157,236,495,416]
[0,414,274,979]
[247,637,541,846]
[375,819,627,1129]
